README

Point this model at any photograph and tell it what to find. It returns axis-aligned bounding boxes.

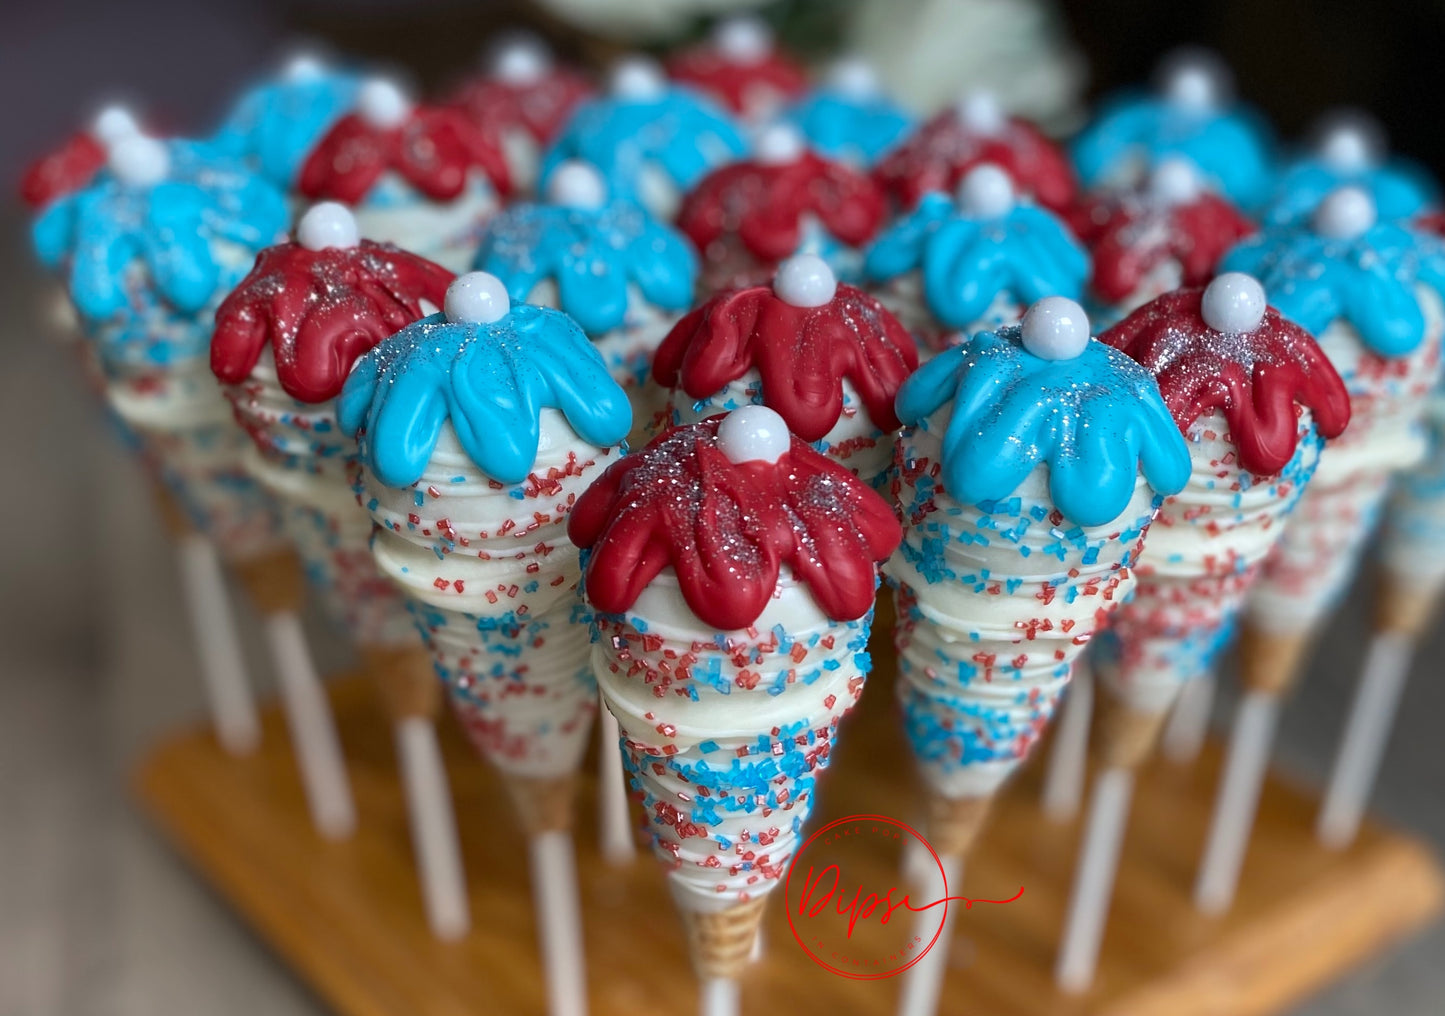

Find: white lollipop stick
[1162,670,1216,764]
[396,716,470,939]
[1041,660,1094,821]
[1316,631,1414,848]
[700,978,740,1016]
[895,855,963,1016]
[1194,689,1279,914]
[529,831,589,1016]
[1054,767,1135,993]
[596,704,636,864]
[265,611,357,838]
[175,535,260,754]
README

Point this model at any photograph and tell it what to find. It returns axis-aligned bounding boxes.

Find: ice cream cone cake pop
[872,89,1076,214]
[1053,276,1350,991]
[655,254,917,488]
[1072,49,1274,208]
[472,160,697,437]
[783,57,913,169]
[1193,187,1445,913]
[212,204,467,935]
[887,296,1190,857]
[447,32,594,194]
[539,56,747,222]
[1071,157,1255,321]
[864,163,1088,350]
[1262,111,1437,227]
[677,123,886,292]
[340,271,633,1013]
[298,76,511,273]
[212,51,361,190]
[664,15,807,123]
[568,408,901,995]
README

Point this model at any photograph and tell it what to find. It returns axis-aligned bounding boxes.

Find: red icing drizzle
[568,418,902,631]
[653,282,918,440]
[20,132,106,208]
[212,240,454,402]
[676,152,886,265]
[1101,288,1351,475]
[664,47,807,115]
[447,69,593,144]
[1070,191,1256,304]
[298,106,511,205]
[872,109,1076,213]
[1416,211,1445,237]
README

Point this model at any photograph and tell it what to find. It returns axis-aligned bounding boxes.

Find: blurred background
[3,1,1445,1014]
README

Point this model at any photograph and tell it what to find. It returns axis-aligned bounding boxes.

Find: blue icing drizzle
[895,327,1191,527]
[864,191,1088,330]
[210,69,360,187]
[538,89,747,205]
[31,140,288,358]
[1221,220,1445,357]
[1072,91,1275,206]
[1263,156,1437,227]
[338,304,633,487]
[783,89,913,166]
[473,200,697,336]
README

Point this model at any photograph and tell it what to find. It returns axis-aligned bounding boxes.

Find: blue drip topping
[1263,156,1437,226]
[1221,220,1445,357]
[864,191,1088,330]
[894,326,1191,527]
[338,304,633,487]
[783,89,913,166]
[211,69,360,187]
[473,200,697,336]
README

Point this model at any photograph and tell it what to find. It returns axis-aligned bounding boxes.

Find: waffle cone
[926,792,993,860]
[231,548,306,616]
[1374,572,1442,640]
[680,895,769,981]
[1237,623,1314,696]
[505,773,577,837]
[1093,692,1169,770]
[361,645,439,721]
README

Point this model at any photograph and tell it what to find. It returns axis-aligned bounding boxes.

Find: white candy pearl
[357,78,411,129]
[713,16,772,65]
[1148,156,1203,206]
[445,272,510,324]
[773,254,837,308]
[1201,272,1267,333]
[108,135,170,188]
[610,57,666,100]
[1020,297,1090,360]
[283,52,326,82]
[1163,58,1221,112]
[297,202,361,251]
[717,405,791,464]
[1319,123,1375,172]
[828,57,879,99]
[546,160,608,209]
[92,105,141,148]
[493,37,551,85]
[956,91,1006,136]
[1313,186,1377,240]
[957,163,1015,219]
[754,123,806,165]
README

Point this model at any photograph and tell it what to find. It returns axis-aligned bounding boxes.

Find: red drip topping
[653,282,918,440]
[1070,191,1256,305]
[1416,210,1445,237]
[677,152,886,265]
[872,109,1076,213]
[665,47,807,116]
[212,240,454,402]
[1101,288,1351,475]
[20,132,106,208]
[447,69,593,145]
[298,106,511,205]
[569,418,902,631]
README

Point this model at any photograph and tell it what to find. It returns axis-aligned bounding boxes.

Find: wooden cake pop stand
[135,610,1443,1016]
